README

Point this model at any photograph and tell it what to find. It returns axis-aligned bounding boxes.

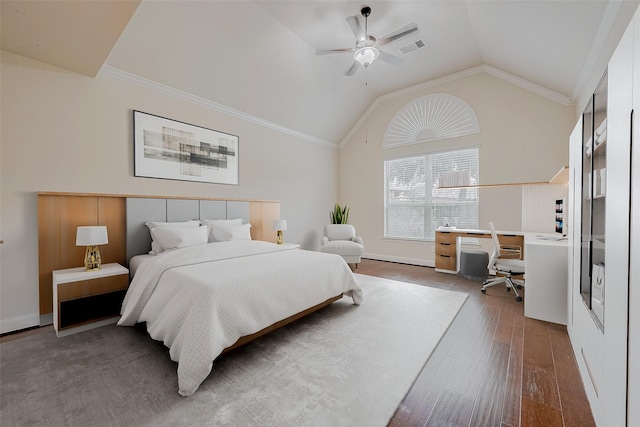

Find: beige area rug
[0,274,468,427]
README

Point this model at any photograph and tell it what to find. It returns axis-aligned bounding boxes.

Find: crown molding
[481,65,573,106]
[339,64,572,148]
[98,65,336,148]
[98,64,570,151]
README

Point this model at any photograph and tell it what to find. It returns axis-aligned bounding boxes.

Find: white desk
[436,229,568,325]
[524,234,568,325]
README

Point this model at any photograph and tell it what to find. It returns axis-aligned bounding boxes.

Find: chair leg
[482,275,524,302]
[507,278,523,302]
[482,276,507,291]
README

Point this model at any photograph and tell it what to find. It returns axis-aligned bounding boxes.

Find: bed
[118,230,362,396]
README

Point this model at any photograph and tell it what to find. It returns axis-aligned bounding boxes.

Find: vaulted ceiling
[2,1,637,145]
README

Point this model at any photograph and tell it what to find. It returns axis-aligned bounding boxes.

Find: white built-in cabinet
[628,7,640,426]
[568,7,639,426]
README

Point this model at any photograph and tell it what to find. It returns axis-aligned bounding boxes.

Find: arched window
[383,94,480,149]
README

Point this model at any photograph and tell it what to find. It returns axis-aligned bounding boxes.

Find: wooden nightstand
[52,263,129,337]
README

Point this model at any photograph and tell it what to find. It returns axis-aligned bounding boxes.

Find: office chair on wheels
[481,222,526,301]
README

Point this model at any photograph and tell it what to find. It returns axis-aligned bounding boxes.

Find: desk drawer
[436,254,456,271]
[436,231,456,244]
[436,242,456,256]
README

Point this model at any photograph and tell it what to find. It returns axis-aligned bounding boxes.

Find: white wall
[0,51,338,333]
[339,71,575,265]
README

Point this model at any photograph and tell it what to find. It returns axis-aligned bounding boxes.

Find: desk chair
[481,222,526,301]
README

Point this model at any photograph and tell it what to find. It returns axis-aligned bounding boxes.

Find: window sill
[383,237,435,243]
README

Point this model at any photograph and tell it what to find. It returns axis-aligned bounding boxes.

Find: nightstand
[52,263,129,337]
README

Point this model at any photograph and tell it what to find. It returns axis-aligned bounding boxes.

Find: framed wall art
[134,110,239,185]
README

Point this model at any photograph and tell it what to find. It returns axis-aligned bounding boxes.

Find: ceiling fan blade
[346,61,361,76]
[346,15,365,40]
[378,23,419,46]
[377,51,404,65]
[315,48,354,56]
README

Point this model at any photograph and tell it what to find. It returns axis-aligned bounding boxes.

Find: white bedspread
[118,240,362,396]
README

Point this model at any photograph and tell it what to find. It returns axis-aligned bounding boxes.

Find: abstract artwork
[134,111,239,185]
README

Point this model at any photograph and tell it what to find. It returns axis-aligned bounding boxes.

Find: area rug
[0,274,468,427]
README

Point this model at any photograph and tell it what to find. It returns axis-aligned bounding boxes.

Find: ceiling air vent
[399,39,426,55]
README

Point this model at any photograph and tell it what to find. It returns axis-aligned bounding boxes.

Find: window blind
[384,147,479,240]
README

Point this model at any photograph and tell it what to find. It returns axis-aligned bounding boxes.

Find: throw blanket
[119,241,362,396]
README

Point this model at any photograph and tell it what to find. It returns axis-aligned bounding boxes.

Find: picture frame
[133,110,239,185]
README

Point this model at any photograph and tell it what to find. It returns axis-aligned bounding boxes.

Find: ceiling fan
[315,6,418,76]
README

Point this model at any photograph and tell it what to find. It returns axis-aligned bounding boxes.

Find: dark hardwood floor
[355,259,595,427]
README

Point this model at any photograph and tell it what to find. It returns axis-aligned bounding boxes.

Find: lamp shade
[273,220,287,231]
[76,226,108,246]
[354,47,379,67]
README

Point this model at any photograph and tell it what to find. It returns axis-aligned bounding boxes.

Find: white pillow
[201,218,243,226]
[202,218,243,242]
[145,220,201,254]
[229,223,252,241]
[209,223,252,242]
[150,225,208,253]
[145,219,201,230]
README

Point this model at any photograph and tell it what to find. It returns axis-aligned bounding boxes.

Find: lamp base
[84,245,102,271]
[276,230,283,245]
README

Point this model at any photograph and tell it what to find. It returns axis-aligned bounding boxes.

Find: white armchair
[320,224,364,269]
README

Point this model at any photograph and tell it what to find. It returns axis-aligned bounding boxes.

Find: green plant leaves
[330,203,350,224]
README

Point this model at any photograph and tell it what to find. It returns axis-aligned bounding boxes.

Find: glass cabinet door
[580,71,607,329]
[580,97,593,309]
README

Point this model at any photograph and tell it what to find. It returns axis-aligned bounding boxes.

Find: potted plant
[330,203,350,224]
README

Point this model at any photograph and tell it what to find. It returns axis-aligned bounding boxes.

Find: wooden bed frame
[222,294,343,355]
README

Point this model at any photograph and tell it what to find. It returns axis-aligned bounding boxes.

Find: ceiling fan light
[354,46,379,67]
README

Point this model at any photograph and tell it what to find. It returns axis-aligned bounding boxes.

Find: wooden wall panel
[38,195,98,315]
[260,202,281,243]
[38,195,127,316]
[249,202,262,241]
[250,201,280,243]
[97,196,126,267]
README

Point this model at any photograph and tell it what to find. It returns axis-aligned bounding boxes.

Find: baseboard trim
[363,253,435,268]
[40,313,53,327]
[0,313,40,335]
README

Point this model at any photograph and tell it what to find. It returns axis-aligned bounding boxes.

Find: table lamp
[273,220,287,245]
[76,226,108,271]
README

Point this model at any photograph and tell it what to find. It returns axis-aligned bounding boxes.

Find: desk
[435,229,568,325]
[524,235,568,325]
[435,228,524,273]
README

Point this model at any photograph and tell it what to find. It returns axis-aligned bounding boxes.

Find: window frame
[383,145,480,241]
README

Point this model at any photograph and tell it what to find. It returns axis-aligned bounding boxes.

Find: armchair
[320,224,364,269]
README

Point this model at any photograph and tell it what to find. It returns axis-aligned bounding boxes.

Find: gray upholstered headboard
[126,198,250,264]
